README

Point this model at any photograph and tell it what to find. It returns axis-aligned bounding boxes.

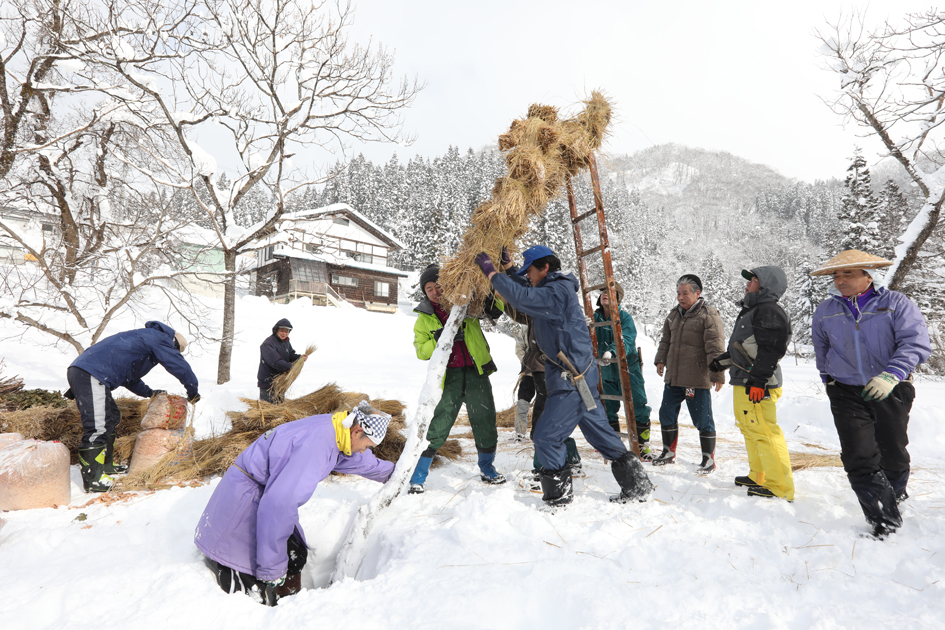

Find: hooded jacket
[194,414,393,581]
[715,266,791,389]
[491,269,600,394]
[69,321,199,399]
[594,306,640,383]
[654,298,726,389]
[257,318,301,389]
[812,284,930,386]
[413,295,502,376]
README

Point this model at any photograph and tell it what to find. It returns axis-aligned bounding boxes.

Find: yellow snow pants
[733,387,794,501]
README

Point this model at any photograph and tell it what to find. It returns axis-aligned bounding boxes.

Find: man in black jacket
[258,319,304,403]
[710,266,793,500]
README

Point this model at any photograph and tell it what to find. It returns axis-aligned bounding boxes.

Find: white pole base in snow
[330,303,468,584]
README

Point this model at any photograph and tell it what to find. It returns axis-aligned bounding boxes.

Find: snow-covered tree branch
[818,10,945,289]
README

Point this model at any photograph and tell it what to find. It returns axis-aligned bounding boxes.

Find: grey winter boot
[514,399,530,441]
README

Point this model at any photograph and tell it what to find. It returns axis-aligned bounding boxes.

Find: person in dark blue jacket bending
[476,246,653,509]
[67,321,200,492]
[257,318,305,404]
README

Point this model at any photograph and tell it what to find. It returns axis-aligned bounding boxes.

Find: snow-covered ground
[2,291,945,629]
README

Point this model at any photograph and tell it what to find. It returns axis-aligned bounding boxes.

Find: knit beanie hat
[419,264,440,292]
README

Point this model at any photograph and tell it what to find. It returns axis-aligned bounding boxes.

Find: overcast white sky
[339,0,935,183]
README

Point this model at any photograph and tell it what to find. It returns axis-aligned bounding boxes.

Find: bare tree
[818,10,945,290]
[86,0,420,383]
[0,0,215,353]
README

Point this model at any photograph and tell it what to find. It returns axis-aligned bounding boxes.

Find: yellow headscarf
[331,411,352,456]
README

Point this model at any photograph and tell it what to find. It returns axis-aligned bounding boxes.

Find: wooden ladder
[565,154,642,458]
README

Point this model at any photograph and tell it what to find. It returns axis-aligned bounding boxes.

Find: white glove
[585,315,593,327]
[602,351,613,360]
[862,372,900,402]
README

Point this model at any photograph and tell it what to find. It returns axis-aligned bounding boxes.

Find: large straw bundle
[438,91,612,313]
[116,385,459,490]
[270,344,317,402]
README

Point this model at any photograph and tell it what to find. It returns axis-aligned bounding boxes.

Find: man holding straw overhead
[258,319,306,403]
[476,245,654,510]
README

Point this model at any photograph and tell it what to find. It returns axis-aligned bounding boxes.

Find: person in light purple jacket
[194,402,394,606]
[811,250,931,540]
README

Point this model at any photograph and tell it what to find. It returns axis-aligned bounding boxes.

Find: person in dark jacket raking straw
[67,321,200,492]
[810,249,931,539]
[257,318,305,403]
[476,245,654,509]
[710,266,794,500]
[194,401,394,606]
[408,264,507,493]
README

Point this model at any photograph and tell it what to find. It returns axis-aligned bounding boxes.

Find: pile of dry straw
[438,91,612,314]
[0,384,463,490]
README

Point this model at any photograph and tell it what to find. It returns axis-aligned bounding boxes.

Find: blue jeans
[657,384,715,433]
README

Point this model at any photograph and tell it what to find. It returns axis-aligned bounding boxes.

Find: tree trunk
[330,304,467,584]
[887,194,945,292]
[217,248,237,384]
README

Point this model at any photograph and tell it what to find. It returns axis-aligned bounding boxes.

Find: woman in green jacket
[409,264,507,493]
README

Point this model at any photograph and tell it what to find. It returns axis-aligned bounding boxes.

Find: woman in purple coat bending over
[194,401,395,605]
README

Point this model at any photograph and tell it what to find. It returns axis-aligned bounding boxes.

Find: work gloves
[151,389,167,396]
[188,394,201,404]
[862,371,900,402]
[747,386,766,403]
[501,246,512,266]
[708,353,732,373]
[745,376,766,403]
[474,252,497,277]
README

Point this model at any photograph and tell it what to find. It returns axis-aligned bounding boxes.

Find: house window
[333,217,350,226]
[332,274,357,287]
[42,223,53,233]
[260,246,274,262]
[374,281,390,298]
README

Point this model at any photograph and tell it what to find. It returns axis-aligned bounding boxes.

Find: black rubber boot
[78,444,114,493]
[539,466,573,509]
[652,426,678,466]
[849,470,902,533]
[104,438,128,475]
[696,432,716,475]
[884,469,910,504]
[610,452,655,503]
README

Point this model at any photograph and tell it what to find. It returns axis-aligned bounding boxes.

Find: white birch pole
[329,303,467,584]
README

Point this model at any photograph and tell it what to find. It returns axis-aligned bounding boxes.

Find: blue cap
[517,245,556,276]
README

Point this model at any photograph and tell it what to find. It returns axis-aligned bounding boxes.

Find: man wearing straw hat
[257,318,306,403]
[811,249,930,539]
[476,246,654,509]
[194,401,394,606]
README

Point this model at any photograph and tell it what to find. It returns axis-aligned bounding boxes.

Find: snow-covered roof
[281,203,405,250]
